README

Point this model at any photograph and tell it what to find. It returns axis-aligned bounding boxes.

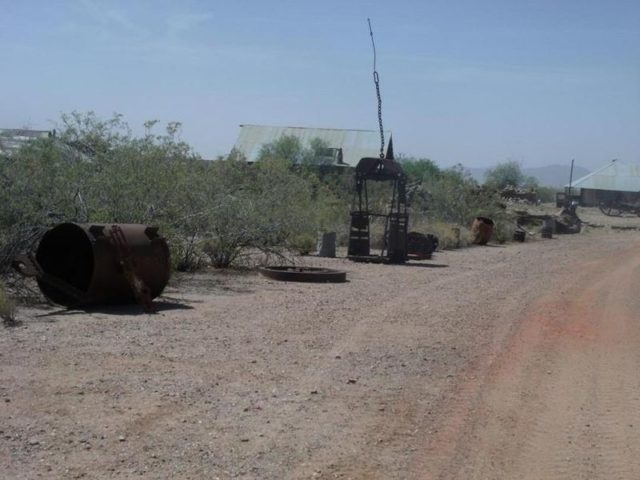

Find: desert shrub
[484,160,539,191]
[256,137,349,238]
[400,158,513,247]
[1,112,530,280]
[410,219,472,250]
[188,149,344,267]
[200,181,283,268]
[256,135,333,166]
[0,116,352,273]
[399,156,440,183]
[0,114,210,272]
[489,209,517,244]
[288,233,317,255]
[0,136,86,274]
[537,186,557,204]
[416,164,504,225]
[256,135,305,164]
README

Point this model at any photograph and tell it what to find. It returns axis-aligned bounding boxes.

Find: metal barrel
[471,217,495,245]
[35,223,170,307]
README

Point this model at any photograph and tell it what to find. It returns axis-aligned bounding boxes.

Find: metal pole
[567,159,575,206]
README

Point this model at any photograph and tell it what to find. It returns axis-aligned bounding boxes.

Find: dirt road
[431,238,640,480]
[2,228,640,479]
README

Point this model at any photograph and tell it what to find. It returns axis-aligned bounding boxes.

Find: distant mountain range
[465,164,591,187]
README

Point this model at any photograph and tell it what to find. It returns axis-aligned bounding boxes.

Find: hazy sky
[2,0,639,169]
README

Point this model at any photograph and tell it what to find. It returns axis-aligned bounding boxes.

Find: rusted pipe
[32,223,170,307]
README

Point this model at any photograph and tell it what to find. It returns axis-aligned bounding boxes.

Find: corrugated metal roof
[566,159,640,192]
[232,124,392,167]
[0,128,51,156]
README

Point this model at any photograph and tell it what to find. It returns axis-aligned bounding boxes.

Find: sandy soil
[2,209,640,479]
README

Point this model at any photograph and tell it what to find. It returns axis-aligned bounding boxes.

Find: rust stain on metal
[17,223,170,308]
[471,217,494,245]
[259,266,346,283]
[347,156,409,264]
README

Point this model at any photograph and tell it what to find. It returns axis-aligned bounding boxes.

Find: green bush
[288,233,317,255]
[484,160,537,190]
[1,112,529,280]
[404,162,504,225]
[401,158,516,248]
[537,186,558,204]
[199,155,336,266]
[0,114,349,272]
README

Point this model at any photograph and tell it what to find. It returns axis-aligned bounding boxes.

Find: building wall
[233,125,391,167]
[0,129,52,157]
[580,188,640,207]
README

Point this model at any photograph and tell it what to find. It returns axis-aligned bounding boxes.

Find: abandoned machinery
[259,266,346,283]
[13,223,171,310]
[348,154,409,264]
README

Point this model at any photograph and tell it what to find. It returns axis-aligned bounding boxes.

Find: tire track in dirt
[433,240,640,479]
[285,245,577,479]
[6,232,639,479]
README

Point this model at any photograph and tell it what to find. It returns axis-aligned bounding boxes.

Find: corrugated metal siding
[580,188,640,207]
[580,189,599,206]
[0,129,51,156]
[567,160,640,193]
[233,125,391,166]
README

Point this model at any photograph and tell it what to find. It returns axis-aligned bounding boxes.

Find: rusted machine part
[555,205,582,234]
[471,217,494,245]
[25,223,170,308]
[598,197,640,217]
[513,228,526,242]
[259,266,346,283]
[407,232,439,259]
[109,225,155,311]
[13,253,87,302]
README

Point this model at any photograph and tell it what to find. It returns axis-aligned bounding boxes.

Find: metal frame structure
[347,157,408,264]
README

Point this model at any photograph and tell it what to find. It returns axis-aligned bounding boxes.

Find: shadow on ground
[33,299,194,318]
[402,262,449,268]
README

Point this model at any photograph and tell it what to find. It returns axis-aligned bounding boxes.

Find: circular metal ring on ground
[259,266,347,283]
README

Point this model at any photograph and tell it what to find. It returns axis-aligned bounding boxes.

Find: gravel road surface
[2,223,639,479]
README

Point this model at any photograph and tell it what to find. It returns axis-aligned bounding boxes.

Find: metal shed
[232,124,392,167]
[0,129,52,157]
[566,159,640,206]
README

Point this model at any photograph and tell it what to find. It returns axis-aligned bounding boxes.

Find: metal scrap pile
[515,203,582,239]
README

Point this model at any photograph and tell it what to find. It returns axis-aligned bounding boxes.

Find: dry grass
[432,221,472,249]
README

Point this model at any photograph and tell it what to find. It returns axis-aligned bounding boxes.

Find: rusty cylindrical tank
[471,217,495,245]
[35,223,170,307]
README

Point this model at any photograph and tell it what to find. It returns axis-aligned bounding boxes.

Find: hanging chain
[368,18,385,159]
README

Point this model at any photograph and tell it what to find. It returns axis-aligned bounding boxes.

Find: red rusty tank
[471,217,494,245]
[34,223,170,307]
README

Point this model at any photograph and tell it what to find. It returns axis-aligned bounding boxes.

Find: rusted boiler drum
[34,223,170,307]
[471,217,494,245]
